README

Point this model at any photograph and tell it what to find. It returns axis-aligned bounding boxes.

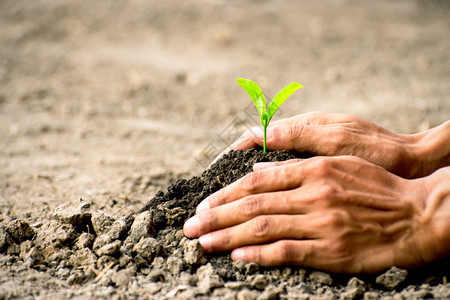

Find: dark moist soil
[1,149,449,299]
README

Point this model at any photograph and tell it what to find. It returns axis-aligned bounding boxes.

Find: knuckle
[323,210,349,228]
[315,157,333,174]
[203,210,219,231]
[240,196,262,217]
[277,241,297,263]
[240,172,263,192]
[219,230,232,248]
[251,216,271,238]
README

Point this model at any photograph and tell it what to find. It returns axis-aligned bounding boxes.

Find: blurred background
[0,0,449,218]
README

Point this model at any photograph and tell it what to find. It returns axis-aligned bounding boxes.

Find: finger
[198,214,322,252]
[263,112,358,154]
[253,159,304,171]
[231,239,329,268]
[196,162,305,213]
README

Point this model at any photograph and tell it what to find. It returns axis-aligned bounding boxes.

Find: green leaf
[236,78,266,123]
[267,82,303,122]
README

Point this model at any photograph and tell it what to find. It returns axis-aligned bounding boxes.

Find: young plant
[236,78,303,153]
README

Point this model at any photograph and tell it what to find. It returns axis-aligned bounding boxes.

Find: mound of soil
[1,149,449,299]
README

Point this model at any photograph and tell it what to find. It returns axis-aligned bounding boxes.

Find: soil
[2,149,449,299]
[1,0,450,299]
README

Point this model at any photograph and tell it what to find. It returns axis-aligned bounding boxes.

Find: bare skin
[214,111,450,179]
[185,112,450,274]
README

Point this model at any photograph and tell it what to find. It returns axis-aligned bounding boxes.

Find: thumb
[250,125,302,151]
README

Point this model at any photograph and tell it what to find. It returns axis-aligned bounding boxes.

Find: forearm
[409,120,450,177]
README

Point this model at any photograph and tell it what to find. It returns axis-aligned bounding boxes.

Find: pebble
[376,267,408,290]
[91,210,116,236]
[237,288,260,300]
[183,239,204,265]
[0,225,13,252]
[6,219,35,243]
[309,271,333,285]
[52,198,91,225]
[167,255,183,275]
[35,220,78,248]
[75,232,95,249]
[132,237,161,261]
[69,248,97,267]
[129,210,155,243]
[94,240,121,257]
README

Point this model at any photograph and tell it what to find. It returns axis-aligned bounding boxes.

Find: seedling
[236,78,303,153]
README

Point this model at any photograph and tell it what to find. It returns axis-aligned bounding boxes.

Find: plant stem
[263,125,267,153]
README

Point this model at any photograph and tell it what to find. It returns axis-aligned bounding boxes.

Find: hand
[217,111,450,178]
[184,156,450,274]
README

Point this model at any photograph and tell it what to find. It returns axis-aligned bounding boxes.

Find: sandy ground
[0,0,449,297]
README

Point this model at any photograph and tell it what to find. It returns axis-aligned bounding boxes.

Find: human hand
[184,156,450,274]
[216,111,449,178]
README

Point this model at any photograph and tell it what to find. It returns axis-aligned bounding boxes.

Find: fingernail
[253,162,275,171]
[250,126,273,140]
[183,217,200,237]
[196,200,210,213]
[199,234,211,251]
[231,248,245,261]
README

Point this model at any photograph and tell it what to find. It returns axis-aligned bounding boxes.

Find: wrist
[408,120,450,178]
[417,167,450,263]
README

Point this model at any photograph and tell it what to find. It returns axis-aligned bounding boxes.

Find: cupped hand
[184,156,443,274]
[217,111,422,178]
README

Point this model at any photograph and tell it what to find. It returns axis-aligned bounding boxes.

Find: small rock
[75,232,95,249]
[19,240,33,260]
[309,271,333,285]
[245,262,259,274]
[96,255,118,269]
[0,225,13,252]
[197,263,216,280]
[147,269,166,282]
[233,260,246,272]
[92,234,112,251]
[164,207,188,226]
[376,267,408,290]
[363,291,380,300]
[296,282,312,294]
[112,268,133,287]
[132,237,162,262]
[6,243,20,255]
[46,249,71,266]
[183,239,204,265]
[225,281,248,290]
[258,284,283,300]
[340,287,360,300]
[107,218,127,240]
[35,220,78,248]
[129,210,155,242]
[250,274,269,290]
[95,240,121,257]
[119,254,132,268]
[237,288,260,300]
[6,219,35,243]
[197,274,224,294]
[69,248,97,267]
[91,210,116,235]
[52,198,91,225]
[67,269,86,285]
[23,247,45,267]
[167,255,183,275]
[179,272,197,286]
